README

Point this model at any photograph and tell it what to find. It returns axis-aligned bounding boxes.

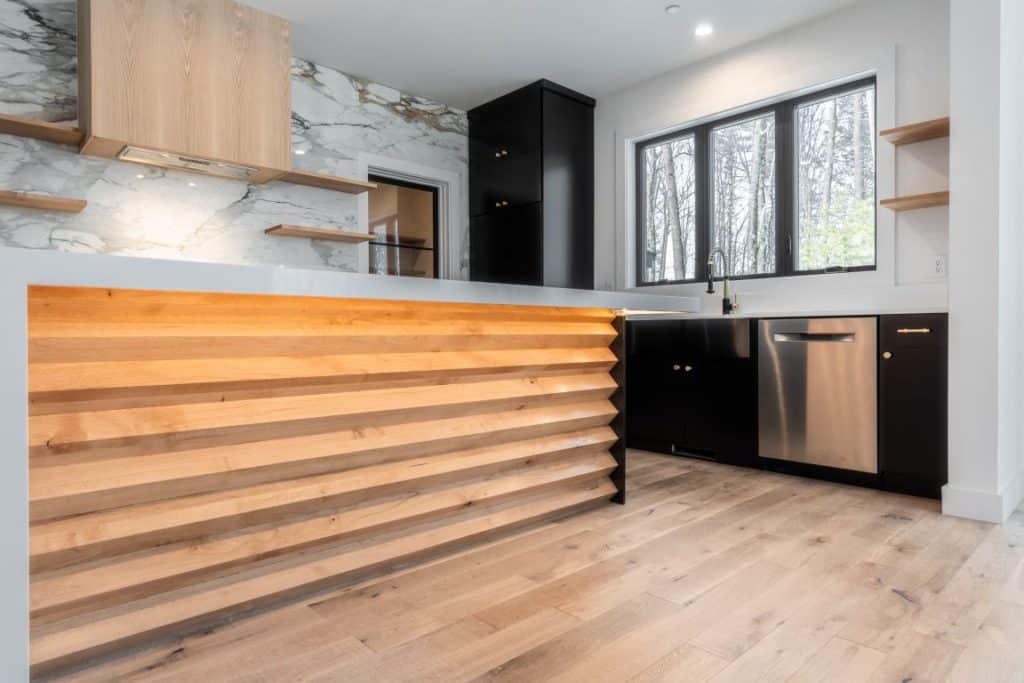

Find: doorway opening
[367,175,439,279]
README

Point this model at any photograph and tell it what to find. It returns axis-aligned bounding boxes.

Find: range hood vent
[117,145,261,180]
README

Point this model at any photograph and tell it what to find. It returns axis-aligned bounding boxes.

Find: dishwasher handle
[772,332,856,343]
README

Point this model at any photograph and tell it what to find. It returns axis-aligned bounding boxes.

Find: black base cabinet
[878,314,949,498]
[625,319,757,468]
[625,314,948,500]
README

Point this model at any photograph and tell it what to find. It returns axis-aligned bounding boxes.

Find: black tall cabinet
[469,80,595,288]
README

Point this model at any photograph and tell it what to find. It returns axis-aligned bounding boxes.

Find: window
[795,85,875,271]
[636,77,876,285]
[711,113,776,276]
[639,134,697,282]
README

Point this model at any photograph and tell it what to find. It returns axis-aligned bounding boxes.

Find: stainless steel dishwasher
[757,317,877,473]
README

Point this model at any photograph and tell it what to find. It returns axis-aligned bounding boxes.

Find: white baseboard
[1002,465,1024,520]
[942,468,1024,523]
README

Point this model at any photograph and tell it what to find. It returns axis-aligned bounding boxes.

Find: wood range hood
[77,0,373,193]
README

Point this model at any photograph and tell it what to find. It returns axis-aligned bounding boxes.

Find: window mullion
[695,124,710,285]
[775,102,794,277]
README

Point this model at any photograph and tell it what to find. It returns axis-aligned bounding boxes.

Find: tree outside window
[641,135,696,283]
[796,86,876,271]
[711,114,776,277]
[636,78,876,286]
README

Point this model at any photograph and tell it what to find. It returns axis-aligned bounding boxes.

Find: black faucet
[706,248,737,315]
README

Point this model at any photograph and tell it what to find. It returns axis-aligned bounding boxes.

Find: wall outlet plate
[935,254,947,276]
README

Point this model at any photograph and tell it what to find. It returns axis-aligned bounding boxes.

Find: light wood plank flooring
[53,451,1024,682]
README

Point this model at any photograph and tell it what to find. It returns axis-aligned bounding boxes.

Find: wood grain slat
[31,402,617,522]
[29,333,616,363]
[28,370,610,450]
[29,286,615,323]
[30,318,617,340]
[29,348,616,393]
[31,454,616,621]
[30,479,615,676]
[30,425,616,565]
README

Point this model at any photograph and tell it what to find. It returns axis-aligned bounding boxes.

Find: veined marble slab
[0,1,469,275]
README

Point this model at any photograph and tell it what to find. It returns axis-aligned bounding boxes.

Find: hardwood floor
[53,451,1024,682]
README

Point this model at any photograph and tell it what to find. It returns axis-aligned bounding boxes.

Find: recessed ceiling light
[136,174,145,179]
[695,22,713,37]
[294,149,306,155]
[664,4,681,14]
[187,181,196,187]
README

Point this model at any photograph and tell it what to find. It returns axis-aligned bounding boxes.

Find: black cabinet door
[879,314,948,498]
[541,89,594,289]
[469,149,542,217]
[469,203,543,285]
[468,86,541,152]
[625,319,755,466]
[625,350,685,452]
[469,86,542,218]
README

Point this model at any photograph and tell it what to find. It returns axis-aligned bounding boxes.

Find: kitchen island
[0,248,696,677]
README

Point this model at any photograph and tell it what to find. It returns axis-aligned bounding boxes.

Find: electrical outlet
[935,254,947,276]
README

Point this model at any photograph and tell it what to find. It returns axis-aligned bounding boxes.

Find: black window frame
[635,76,877,287]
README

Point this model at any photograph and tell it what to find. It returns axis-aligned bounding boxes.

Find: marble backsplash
[0,0,469,274]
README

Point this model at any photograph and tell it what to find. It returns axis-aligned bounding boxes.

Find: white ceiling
[245,0,861,111]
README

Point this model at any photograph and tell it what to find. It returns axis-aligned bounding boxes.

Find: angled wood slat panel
[26,285,622,675]
[31,366,615,444]
[29,347,616,392]
[32,453,617,621]
[29,286,616,322]
[31,318,618,339]
[31,401,617,521]
[29,332,616,363]
[31,425,618,567]
[31,479,615,676]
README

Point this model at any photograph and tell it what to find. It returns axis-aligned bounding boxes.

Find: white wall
[998,0,1024,515]
[943,0,1024,522]
[594,0,949,315]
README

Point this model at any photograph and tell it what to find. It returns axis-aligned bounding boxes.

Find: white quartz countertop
[628,306,948,320]
[0,248,700,313]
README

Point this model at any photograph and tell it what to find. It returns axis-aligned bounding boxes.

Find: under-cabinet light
[117,145,260,180]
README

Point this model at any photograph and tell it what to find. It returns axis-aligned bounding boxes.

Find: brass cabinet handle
[882,351,893,360]
[672,364,681,371]
[494,200,510,208]
[673,364,693,372]
[897,328,932,334]
[494,149,509,158]
[685,365,693,372]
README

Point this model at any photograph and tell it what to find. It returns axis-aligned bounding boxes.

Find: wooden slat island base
[26,286,624,677]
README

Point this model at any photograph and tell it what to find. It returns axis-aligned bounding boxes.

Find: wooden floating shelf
[265,224,374,243]
[880,191,949,212]
[0,113,84,147]
[0,189,86,213]
[880,117,950,146]
[0,114,375,197]
[277,168,377,194]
